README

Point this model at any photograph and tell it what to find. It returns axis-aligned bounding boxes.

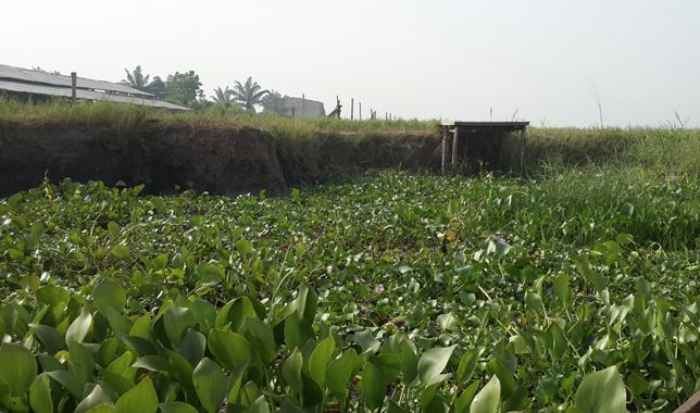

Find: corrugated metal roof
[0,79,190,111]
[0,64,153,97]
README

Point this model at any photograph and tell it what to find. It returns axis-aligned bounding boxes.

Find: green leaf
[178,329,206,366]
[195,262,224,285]
[163,307,195,347]
[30,324,65,355]
[207,329,252,371]
[46,370,83,399]
[361,361,385,410]
[457,351,478,383]
[437,312,459,331]
[66,309,93,344]
[159,402,199,413]
[454,382,480,413]
[93,279,126,310]
[86,403,116,413]
[243,317,277,363]
[68,340,96,385]
[574,366,628,413]
[114,376,159,413]
[246,396,270,413]
[216,297,258,332]
[327,349,359,398]
[193,358,229,413]
[75,385,113,413]
[308,335,336,387]
[575,256,606,292]
[29,373,53,413]
[282,350,303,395]
[0,342,38,396]
[417,345,455,387]
[93,280,130,334]
[553,273,571,306]
[470,375,500,413]
[525,291,545,315]
[235,239,254,256]
[111,245,130,260]
[398,339,418,384]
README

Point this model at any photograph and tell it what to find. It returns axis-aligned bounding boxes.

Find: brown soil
[0,122,441,197]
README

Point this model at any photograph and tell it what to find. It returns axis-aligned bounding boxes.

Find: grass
[0,99,440,138]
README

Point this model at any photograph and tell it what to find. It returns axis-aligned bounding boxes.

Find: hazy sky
[3,0,698,126]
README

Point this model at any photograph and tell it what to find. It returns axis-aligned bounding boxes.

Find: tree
[123,66,167,99]
[261,90,286,115]
[165,70,203,107]
[231,77,268,113]
[146,76,166,99]
[123,66,150,90]
[211,87,236,107]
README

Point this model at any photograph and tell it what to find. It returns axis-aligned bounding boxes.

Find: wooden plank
[675,392,700,413]
[451,127,459,167]
[520,128,527,177]
[441,126,448,174]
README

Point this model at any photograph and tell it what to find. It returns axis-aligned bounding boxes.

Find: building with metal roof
[0,64,190,111]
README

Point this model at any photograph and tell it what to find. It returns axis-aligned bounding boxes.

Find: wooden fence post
[451,126,460,168]
[351,98,354,120]
[520,128,528,177]
[71,72,77,103]
[441,126,449,175]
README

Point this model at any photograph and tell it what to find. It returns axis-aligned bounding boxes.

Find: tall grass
[0,99,439,138]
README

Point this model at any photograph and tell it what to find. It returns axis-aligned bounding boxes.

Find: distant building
[0,64,189,111]
[268,96,325,118]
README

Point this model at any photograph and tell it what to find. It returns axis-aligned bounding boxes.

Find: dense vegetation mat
[1,170,699,412]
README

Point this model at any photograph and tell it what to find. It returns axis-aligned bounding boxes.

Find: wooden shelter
[440,121,530,175]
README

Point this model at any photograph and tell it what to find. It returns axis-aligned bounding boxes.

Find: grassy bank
[4,100,700,178]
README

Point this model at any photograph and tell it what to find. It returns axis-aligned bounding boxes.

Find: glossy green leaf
[327,349,359,398]
[29,373,53,413]
[114,376,159,413]
[470,375,501,413]
[308,335,335,387]
[193,358,228,413]
[66,309,93,344]
[246,396,271,413]
[282,349,303,395]
[574,366,628,413]
[417,345,455,387]
[361,361,385,410]
[163,307,195,347]
[75,385,112,413]
[0,342,38,396]
[207,328,251,370]
[158,401,199,413]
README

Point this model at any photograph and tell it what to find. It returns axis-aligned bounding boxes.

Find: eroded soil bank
[0,122,441,197]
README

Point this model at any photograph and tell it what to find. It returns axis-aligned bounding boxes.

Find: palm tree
[231,77,268,113]
[123,66,150,91]
[211,87,236,107]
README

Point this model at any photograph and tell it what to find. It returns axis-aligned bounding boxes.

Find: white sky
[2,0,698,126]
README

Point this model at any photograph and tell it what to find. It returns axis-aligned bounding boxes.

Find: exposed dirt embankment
[0,122,441,197]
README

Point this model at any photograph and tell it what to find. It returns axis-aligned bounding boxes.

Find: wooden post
[359,102,362,121]
[351,98,354,120]
[441,125,449,175]
[70,72,77,103]
[451,126,460,168]
[519,128,527,177]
